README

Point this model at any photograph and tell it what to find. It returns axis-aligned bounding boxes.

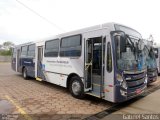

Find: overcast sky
[0,0,160,45]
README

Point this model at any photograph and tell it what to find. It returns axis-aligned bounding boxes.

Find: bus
[11,23,147,103]
[144,40,158,84]
[154,47,160,75]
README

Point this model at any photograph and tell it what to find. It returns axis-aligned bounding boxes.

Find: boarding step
[86,91,101,98]
[86,83,104,98]
[36,77,42,81]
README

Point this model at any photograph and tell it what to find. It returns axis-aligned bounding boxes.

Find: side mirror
[111,31,126,38]
[111,31,126,53]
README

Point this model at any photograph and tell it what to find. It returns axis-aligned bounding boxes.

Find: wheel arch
[66,73,83,88]
[22,66,25,73]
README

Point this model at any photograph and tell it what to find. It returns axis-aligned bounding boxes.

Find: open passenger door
[84,30,106,98]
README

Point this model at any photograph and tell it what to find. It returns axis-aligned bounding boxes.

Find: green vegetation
[0,49,12,56]
[0,41,14,56]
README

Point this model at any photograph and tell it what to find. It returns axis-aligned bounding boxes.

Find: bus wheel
[23,68,29,80]
[69,76,85,99]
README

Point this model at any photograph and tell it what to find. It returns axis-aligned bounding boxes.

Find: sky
[0,0,160,45]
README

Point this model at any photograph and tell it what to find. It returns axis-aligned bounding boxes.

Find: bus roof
[14,22,140,46]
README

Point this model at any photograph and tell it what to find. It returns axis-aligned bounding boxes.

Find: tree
[3,41,14,50]
[0,41,15,56]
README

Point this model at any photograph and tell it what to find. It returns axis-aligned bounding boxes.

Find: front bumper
[114,81,147,103]
[148,76,157,84]
[147,69,158,84]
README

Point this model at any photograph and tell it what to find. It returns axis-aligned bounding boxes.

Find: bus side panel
[157,48,160,74]
[42,56,84,87]
[21,57,35,78]
[103,32,115,102]
[43,71,68,87]
[11,57,16,71]
[17,58,23,73]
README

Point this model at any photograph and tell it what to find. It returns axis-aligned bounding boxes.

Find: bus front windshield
[145,46,157,69]
[113,33,146,71]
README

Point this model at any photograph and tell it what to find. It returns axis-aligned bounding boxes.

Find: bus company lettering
[47,60,69,64]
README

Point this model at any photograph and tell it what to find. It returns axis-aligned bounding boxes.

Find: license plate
[136,89,141,94]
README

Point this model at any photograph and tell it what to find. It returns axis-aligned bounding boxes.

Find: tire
[22,68,29,80]
[69,76,85,99]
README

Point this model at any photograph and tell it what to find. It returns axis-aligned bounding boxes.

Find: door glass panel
[107,42,112,72]
[37,47,44,78]
[85,39,92,88]
[93,39,102,75]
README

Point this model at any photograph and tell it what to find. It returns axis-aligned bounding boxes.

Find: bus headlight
[120,80,127,96]
[121,80,128,90]
[116,74,123,82]
[120,89,127,96]
[145,75,148,84]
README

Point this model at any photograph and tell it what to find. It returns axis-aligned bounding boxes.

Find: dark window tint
[115,24,142,39]
[21,46,28,57]
[22,46,27,51]
[61,35,81,47]
[107,42,112,72]
[28,44,35,57]
[60,35,81,57]
[44,39,59,57]
[28,44,35,51]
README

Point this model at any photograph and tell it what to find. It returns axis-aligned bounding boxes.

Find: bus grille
[126,78,145,88]
[125,72,146,88]
[147,69,157,77]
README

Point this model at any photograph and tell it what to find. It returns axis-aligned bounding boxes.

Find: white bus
[11,23,147,103]
[143,40,158,84]
[154,47,160,74]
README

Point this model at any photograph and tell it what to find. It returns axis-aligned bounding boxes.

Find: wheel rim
[72,81,81,95]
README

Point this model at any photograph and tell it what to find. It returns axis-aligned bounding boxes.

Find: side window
[60,35,81,57]
[44,39,59,57]
[21,46,28,57]
[107,42,112,72]
[28,44,35,58]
